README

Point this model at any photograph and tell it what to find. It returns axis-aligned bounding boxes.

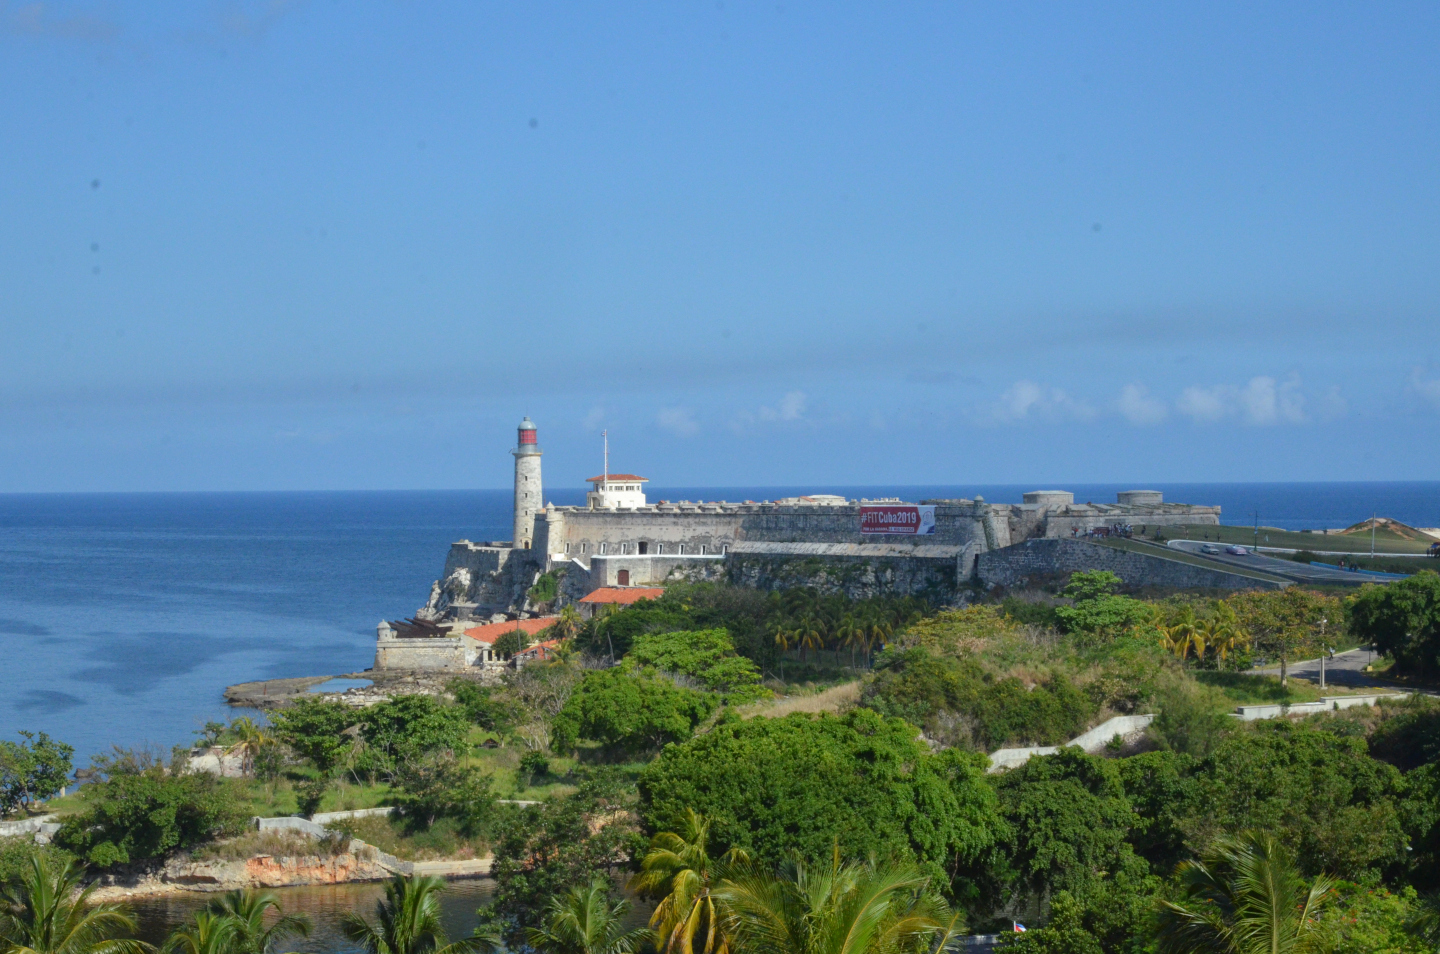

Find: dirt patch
[737,681,861,719]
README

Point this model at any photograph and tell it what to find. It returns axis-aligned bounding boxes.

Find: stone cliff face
[417,542,542,620]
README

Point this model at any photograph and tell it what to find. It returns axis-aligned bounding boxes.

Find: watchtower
[512,417,542,549]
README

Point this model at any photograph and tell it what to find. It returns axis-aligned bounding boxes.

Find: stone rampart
[976,538,1284,591]
[725,542,962,601]
[373,636,474,671]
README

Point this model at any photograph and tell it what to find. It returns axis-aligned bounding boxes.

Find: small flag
[1013,922,1027,933]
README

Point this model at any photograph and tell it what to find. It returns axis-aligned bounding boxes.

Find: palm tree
[225,717,275,777]
[1154,832,1336,954]
[524,877,650,954]
[796,616,825,665]
[161,912,237,954]
[204,891,312,954]
[0,855,151,954]
[341,875,493,954]
[834,616,864,670]
[555,605,583,640]
[715,852,962,954]
[631,810,750,954]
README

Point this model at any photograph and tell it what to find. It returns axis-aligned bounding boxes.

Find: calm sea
[1,483,1437,761]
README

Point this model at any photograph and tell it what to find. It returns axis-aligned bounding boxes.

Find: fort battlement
[402,416,1223,638]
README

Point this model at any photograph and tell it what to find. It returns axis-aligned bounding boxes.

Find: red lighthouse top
[517,416,537,445]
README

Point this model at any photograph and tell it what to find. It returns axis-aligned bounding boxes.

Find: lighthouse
[512,417,542,549]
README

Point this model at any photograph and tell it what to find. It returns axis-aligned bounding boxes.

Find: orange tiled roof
[577,587,665,605]
[463,616,557,645]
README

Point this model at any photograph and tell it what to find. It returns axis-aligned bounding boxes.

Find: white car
[1200,544,1221,554]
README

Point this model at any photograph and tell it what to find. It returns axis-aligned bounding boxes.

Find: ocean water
[1,482,1437,762]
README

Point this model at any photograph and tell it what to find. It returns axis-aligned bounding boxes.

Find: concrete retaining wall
[1234,693,1410,721]
[987,714,1156,773]
[977,538,1285,591]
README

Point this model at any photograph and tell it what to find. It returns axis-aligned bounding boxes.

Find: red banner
[859,505,936,535]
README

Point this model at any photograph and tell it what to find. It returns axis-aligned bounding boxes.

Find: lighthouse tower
[511,417,543,549]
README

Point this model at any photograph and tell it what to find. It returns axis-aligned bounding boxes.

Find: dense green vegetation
[12,572,1440,953]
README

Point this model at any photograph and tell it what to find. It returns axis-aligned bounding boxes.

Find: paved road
[1167,540,1391,585]
[1255,647,1392,689]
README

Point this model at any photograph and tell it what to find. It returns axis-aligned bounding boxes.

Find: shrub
[0,731,74,816]
[638,708,1003,890]
[861,648,1093,750]
[624,628,766,702]
[56,768,244,867]
[551,669,716,756]
[269,697,359,775]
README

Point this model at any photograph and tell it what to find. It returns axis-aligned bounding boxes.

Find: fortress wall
[976,538,1284,591]
[374,636,474,671]
[1041,507,1220,539]
[588,554,726,587]
[725,548,961,601]
[559,509,747,562]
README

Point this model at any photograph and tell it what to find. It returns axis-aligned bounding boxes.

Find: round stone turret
[1023,490,1074,508]
[512,417,543,550]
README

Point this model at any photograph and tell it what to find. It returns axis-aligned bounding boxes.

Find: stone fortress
[409,417,1225,628]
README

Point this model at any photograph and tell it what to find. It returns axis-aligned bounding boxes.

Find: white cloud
[1116,384,1167,425]
[1410,369,1440,410]
[1177,375,1306,425]
[1177,385,1228,423]
[989,380,1095,424]
[656,407,698,437]
[759,391,807,422]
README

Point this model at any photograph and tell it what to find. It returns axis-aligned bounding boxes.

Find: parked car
[1200,544,1221,554]
[1226,545,1248,555]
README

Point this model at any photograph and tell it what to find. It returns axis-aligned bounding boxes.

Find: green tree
[481,772,642,943]
[991,749,1140,912]
[625,630,765,703]
[0,853,149,954]
[341,875,493,954]
[160,912,237,954]
[223,718,276,780]
[55,767,243,868]
[1002,892,1102,954]
[524,877,650,954]
[1228,589,1341,688]
[1155,832,1336,954]
[861,648,1093,751]
[715,854,963,954]
[551,669,717,756]
[0,732,74,816]
[204,890,312,954]
[493,628,532,660]
[1054,572,1160,645]
[1349,572,1440,679]
[357,695,470,782]
[1187,722,1407,882]
[631,810,750,954]
[445,680,516,736]
[392,750,495,832]
[638,709,1003,899]
[267,697,357,776]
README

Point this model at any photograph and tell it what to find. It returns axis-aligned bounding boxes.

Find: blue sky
[2,1,1439,492]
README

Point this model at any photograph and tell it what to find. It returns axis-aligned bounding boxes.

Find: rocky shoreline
[223,670,473,710]
[86,845,493,902]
